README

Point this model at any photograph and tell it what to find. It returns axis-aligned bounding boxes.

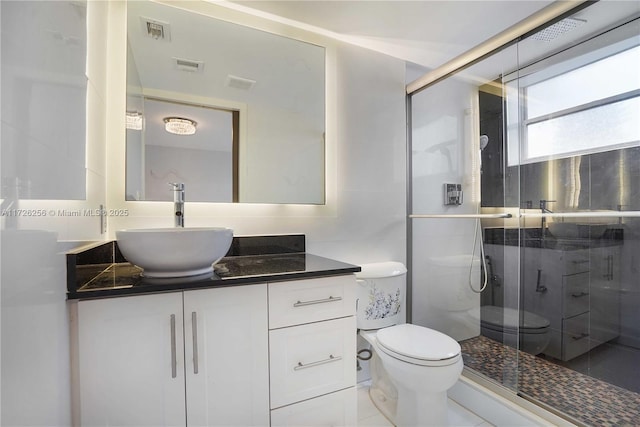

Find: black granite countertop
[484,227,624,250]
[66,235,360,300]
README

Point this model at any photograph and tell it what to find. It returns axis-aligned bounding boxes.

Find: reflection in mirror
[126,97,238,202]
[126,1,325,204]
[1,1,87,201]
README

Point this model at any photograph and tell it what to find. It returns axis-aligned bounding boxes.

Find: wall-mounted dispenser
[444,183,463,206]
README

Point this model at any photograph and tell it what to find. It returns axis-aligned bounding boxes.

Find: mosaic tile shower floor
[460,336,640,427]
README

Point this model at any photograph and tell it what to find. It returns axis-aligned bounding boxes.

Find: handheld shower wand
[469,135,490,293]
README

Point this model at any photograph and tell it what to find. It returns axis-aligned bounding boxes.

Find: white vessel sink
[547,223,607,239]
[116,227,233,278]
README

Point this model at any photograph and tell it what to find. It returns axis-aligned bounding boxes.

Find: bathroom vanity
[484,228,623,361]
[521,244,621,361]
[67,235,359,426]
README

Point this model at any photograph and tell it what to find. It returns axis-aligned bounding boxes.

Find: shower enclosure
[408,2,640,425]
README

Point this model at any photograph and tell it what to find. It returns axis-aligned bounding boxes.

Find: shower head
[480,135,489,151]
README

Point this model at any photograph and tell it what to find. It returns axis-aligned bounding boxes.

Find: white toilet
[356,262,463,427]
[479,305,550,355]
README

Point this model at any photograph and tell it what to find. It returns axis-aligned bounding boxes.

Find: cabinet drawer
[563,273,590,318]
[561,250,591,275]
[269,317,356,408]
[562,312,590,361]
[269,276,357,329]
[270,387,357,427]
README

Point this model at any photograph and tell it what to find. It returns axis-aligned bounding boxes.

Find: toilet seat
[376,324,461,367]
[480,306,549,334]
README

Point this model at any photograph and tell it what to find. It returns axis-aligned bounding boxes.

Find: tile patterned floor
[357,381,493,427]
[461,336,640,427]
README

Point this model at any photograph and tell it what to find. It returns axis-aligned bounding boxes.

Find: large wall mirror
[125,1,326,204]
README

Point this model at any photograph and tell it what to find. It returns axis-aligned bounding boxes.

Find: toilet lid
[480,306,550,333]
[376,324,461,364]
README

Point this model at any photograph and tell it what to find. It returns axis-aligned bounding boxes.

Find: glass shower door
[409,42,522,393]
[506,14,640,424]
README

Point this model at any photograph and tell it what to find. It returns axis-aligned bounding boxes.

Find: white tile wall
[1,4,407,426]
[1,2,109,426]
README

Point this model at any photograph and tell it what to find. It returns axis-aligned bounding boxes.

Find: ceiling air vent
[226,75,256,90]
[140,17,171,41]
[173,58,204,73]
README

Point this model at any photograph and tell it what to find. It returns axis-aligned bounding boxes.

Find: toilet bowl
[356,262,463,426]
[479,305,550,355]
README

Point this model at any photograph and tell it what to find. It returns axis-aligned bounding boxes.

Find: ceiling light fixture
[126,111,143,130]
[164,117,197,135]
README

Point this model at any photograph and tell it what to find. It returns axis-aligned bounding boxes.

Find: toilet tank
[355,262,407,330]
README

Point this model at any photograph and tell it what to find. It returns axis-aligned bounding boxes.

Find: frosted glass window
[526,46,640,119]
[511,39,640,165]
[527,97,640,160]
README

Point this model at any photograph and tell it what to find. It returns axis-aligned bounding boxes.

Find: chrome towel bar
[409,213,512,219]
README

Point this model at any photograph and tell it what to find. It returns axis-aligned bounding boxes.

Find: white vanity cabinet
[522,245,621,361]
[74,284,269,427]
[589,246,621,347]
[268,275,358,427]
[73,273,358,427]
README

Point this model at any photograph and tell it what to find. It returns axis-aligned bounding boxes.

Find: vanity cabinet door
[76,293,186,427]
[589,246,621,347]
[183,284,269,427]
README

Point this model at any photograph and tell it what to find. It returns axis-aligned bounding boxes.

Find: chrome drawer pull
[571,332,590,341]
[294,354,342,371]
[571,292,589,298]
[192,311,199,375]
[293,296,342,307]
[170,314,177,379]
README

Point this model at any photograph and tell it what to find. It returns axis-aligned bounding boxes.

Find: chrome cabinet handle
[192,311,199,375]
[293,296,342,307]
[535,269,547,293]
[571,291,589,298]
[294,354,342,371]
[571,332,589,341]
[170,314,177,379]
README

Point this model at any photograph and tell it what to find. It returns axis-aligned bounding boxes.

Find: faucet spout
[539,199,556,239]
[169,183,185,227]
[539,199,556,214]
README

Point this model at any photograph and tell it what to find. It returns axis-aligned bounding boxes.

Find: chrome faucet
[169,183,185,227]
[539,199,556,237]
